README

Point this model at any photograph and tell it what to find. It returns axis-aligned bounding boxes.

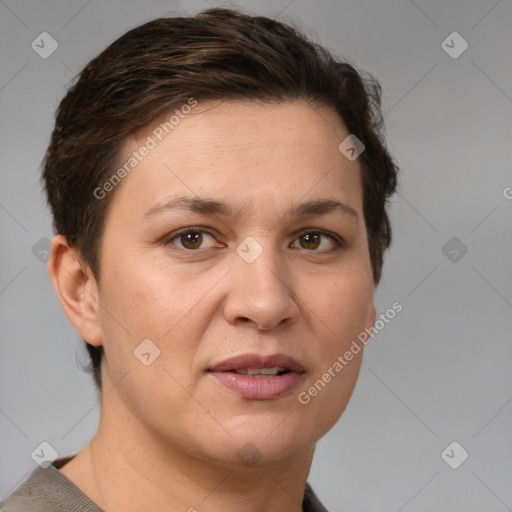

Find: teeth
[235,367,285,376]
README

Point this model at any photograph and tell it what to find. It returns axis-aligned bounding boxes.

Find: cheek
[304,357,363,440]
[316,282,371,381]
[96,260,203,422]
[295,336,364,444]
[100,257,188,335]
[97,257,219,383]
[317,266,374,339]
[94,259,175,381]
[295,265,373,432]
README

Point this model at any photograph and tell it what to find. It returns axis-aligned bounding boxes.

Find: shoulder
[0,459,103,512]
[1,464,327,512]
[303,482,330,512]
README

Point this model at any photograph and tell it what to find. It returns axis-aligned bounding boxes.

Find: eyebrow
[143,196,358,221]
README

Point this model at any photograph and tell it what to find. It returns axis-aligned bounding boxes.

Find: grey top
[0,457,329,512]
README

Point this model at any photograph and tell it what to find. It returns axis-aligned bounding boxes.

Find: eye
[164,228,220,251]
[162,227,344,253]
[291,230,343,251]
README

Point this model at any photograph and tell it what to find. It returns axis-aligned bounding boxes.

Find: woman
[1,8,397,511]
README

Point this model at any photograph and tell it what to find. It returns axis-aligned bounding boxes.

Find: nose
[222,249,301,331]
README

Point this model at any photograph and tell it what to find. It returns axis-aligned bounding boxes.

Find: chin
[197,413,318,469]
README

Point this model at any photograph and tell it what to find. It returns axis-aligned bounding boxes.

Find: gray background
[1,1,511,510]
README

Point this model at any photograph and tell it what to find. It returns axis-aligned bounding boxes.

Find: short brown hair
[42,8,398,390]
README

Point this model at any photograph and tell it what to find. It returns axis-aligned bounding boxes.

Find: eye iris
[176,232,326,251]
[300,233,320,250]
[181,231,202,249]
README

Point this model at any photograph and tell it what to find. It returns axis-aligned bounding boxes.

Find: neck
[60,396,315,512]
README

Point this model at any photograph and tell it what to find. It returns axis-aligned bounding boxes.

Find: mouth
[229,367,290,377]
[207,353,305,400]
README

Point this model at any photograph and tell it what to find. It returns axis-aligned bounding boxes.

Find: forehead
[109,100,363,217]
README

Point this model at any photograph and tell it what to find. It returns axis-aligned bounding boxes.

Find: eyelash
[162,227,345,253]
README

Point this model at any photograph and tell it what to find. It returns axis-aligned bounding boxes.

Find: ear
[364,300,377,333]
[47,234,103,347]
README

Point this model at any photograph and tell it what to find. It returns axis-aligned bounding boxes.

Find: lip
[209,353,304,373]
[207,353,305,400]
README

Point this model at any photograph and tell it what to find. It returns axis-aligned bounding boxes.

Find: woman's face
[93,100,376,467]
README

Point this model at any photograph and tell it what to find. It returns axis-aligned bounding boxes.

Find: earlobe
[365,301,377,333]
[47,234,103,347]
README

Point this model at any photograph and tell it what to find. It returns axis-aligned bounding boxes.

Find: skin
[49,100,376,512]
